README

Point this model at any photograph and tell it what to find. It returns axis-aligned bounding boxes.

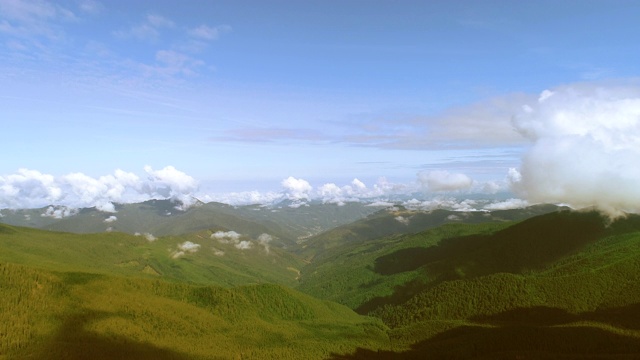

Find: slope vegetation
[0,263,388,360]
[300,210,640,358]
[0,223,304,288]
[297,204,561,260]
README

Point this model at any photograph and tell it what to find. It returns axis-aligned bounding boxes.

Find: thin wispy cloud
[114,13,174,41]
[214,93,533,151]
[188,24,231,41]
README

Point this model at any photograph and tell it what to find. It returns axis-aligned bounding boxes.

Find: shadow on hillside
[473,303,640,331]
[18,310,195,360]
[374,211,608,277]
[357,212,610,314]
[330,304,640,359]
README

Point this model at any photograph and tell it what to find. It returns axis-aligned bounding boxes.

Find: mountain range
[2,200,640,359]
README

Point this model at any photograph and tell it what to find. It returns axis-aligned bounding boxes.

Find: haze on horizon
[2,0,640,217]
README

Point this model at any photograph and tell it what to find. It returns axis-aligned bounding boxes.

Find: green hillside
[40,200,299,246]
[4,208,640,359]
[0,262,388,360]
[0,223,304,288]
[1,200,383,246]
[300,210,640,358]
[297,204,561,260]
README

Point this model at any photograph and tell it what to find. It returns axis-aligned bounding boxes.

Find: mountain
[297,204,562,260]
[4,207,640,359]
[0,223,304,288]
[300,210,640,358]
[1,262,388,360]
[0,200,384,247]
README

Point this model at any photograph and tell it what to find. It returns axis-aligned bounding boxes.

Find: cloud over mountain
[510,82,640,217]
[0,166,197,211]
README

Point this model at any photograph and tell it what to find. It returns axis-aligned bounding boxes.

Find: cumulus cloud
[510,82,640,218]
[143,165,198,209]
[418,170,473,192]
[103,215,117,223]
[0,166,200,211]
[394,216,410,225]
[281,177,312,206]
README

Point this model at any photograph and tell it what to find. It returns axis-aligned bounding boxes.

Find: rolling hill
[4,207,640,358]
[0,200,385,247]
[0,262,388,360]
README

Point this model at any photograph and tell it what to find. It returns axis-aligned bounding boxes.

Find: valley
[2,201,640,359]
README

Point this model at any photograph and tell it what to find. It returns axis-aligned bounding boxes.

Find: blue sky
[2,0,640,209]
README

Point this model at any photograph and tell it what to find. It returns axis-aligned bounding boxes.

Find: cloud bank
[0,166,197,211]
[0,165,519,213]
[510,82,640,217]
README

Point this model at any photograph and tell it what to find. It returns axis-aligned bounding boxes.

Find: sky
[1,0,640,214]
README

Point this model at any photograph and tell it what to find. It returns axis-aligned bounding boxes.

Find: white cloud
[395,216,410,225]
[201,190,282,206]
[188,24,231,40]
[115,13,174,41]
[41,205,77,219]
[143,233,156,242]
[0,0,76,41]
[170,240,200,259]
[484,198,529,211]
[211,230,241,244]
[178,241,200,252]
[235,240,252,250]
[510,82,640,217]
[146,14,174,28]
[143,165,198,209]
[257,233,273,253]
[282,176,312,202]
[103,215,117,223]
[0,169,62,208]
[78,0,103,14]
[401,197,479,212]
[146,49,204,77]
[316,178,373,205]
[418,170,473,192]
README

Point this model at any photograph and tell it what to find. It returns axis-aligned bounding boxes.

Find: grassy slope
[1,201,383,246]
[0,263,388,360]
[40,201,298,245]
[0,224,304,288]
